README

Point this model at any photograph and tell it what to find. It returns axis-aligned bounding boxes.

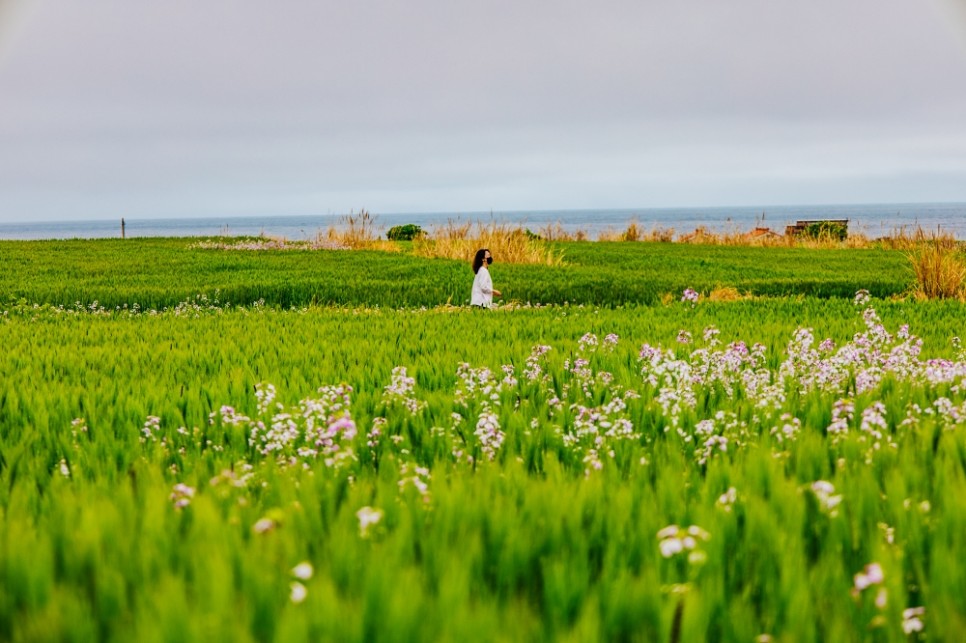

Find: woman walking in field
[471,248,501,308]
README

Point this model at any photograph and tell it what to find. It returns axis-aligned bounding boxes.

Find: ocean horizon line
[1,201,965,241]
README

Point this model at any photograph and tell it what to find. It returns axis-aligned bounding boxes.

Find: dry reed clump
[878,226,948,251]
[680,227,729,245]
[645,227,676,242]
[843,232,873,249]
[413,221,564,266]
[621,222,641,242]
[323,210,401,252]
[672,226,878,249]
[595,222,675,242]
[906,230,966,300]
[596,227,623,242]
[538,222,590,242]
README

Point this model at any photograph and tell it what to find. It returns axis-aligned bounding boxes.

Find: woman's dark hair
[472,248,489,274]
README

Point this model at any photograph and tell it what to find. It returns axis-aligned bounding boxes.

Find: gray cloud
[1,0,965,221]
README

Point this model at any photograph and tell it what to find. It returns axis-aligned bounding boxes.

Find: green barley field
[1,239,962,642]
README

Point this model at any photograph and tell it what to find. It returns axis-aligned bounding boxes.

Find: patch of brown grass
[537,222,590,242]
[596,227,623,242]
[671,226,878,249]
[323,210,401,251]
[877,226,950,251]
[644,227,676,242]
[679,227,736,245]
[622,221,641,242]
[707,286,746,302]
[842,232,873,249]
[413,221,563,266]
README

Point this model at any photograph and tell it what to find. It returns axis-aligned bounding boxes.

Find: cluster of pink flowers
[810,480,843,515]
[565,394,639,475]
[453,362,518,460]
[657,524,711,562]
[577,333,599,352]
[289,562,313,604]
[398,464,431,502]
[141,415,162,442]
[769,413,801,445]
[382,366,427,414]
[205,383,359,469]
[454,363,504,407]
[523,345,553,382]
[356,506,384,537]
[192,239,348,251]
[633,297,966,468]
[691,411,747,466]
[474,412,504,461]
[903,607,926,635]
[4,293,285,320]
[780,306,924,396]
[850,561,921,635]
[169,483,196,509]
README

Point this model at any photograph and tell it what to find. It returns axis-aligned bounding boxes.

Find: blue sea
[1,202,964,240]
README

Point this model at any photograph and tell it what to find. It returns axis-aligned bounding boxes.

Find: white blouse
[471,266,493,307]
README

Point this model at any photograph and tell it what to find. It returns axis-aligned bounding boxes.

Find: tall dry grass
[323,210,401,251]
[597,223,676,242]
[906,230,965,299]
[878,226,949,251]
[413,221,564,266]
[645,227,676,242]
[537,222,570,241]
[537,222,594,242]
[322,214,957,265]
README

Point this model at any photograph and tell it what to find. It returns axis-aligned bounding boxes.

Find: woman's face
[484,250,493,264]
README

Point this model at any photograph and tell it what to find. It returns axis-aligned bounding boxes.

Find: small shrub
[386,224,424,241]
[802,221,848,242]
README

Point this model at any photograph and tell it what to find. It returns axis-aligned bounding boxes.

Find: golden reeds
[596,222,675,242]
[413,221,564,266]
[538,222,587,242]
[322,213,961,264]
[906,229,965,299]
[323,210,401,252]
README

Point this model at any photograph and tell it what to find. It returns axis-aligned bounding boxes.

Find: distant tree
[386,224,424,241]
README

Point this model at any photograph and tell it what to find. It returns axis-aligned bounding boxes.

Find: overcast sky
[1,0,966,222]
